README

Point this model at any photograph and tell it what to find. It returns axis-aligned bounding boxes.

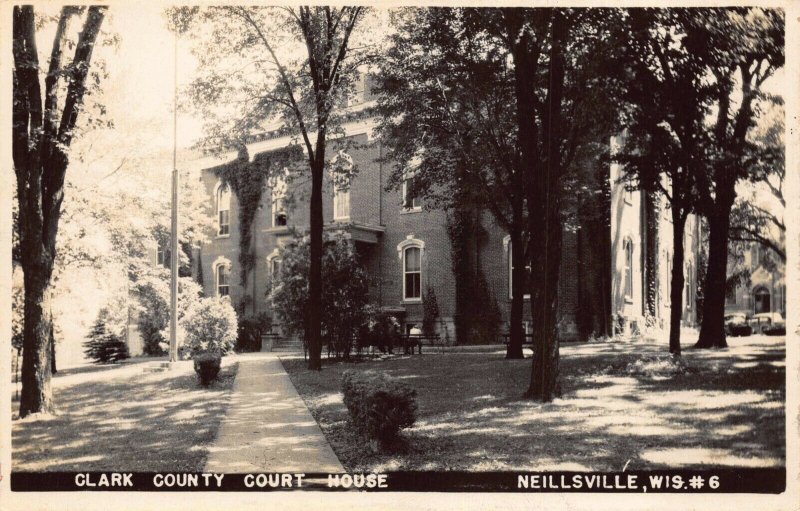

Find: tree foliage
[168,5,371,370]
[271,233,369,359]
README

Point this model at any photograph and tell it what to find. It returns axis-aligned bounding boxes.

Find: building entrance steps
[204,353,344,473]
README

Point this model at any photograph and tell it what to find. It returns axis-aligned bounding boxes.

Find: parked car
[749,312,785,335]
[724,313,753,337]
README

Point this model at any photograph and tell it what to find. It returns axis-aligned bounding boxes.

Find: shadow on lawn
[284,338,785,472]
[12,363,237,472]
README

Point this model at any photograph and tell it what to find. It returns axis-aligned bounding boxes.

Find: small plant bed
[282,335,785,472]
[12,359,238,472]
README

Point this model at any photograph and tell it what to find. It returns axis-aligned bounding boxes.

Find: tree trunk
[20,259,55,417]
[307,156,325,370]
[50,317,57,374]
[507,227,526,359]
[668,211,687,355]
[526,221,562,401]
[696,211,731,349]
[525,9,567,402]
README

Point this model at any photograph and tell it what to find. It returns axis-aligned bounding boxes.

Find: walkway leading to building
[204,353,344,473]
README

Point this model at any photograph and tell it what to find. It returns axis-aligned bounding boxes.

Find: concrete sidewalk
[204,353,344,473]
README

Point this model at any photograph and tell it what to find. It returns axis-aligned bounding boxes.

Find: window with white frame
[333,180,350,220]
[271,176,287,227]
[623,238,633,300]
[507,241,532,299]
[402,174,421,211]
[665,251,672,302]
[216,264,230,297]
[403,246,422,300]
[216,183,231,236]
[684,263,693,309]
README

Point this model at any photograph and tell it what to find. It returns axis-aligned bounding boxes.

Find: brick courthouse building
[191,83,701,344]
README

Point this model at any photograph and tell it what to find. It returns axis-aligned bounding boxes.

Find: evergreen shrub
[84,317,130,364]
[341,370,417,451]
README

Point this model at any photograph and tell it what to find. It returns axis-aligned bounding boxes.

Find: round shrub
[341,370,417,451]
[182,297,238,356]
[193,352,222,386]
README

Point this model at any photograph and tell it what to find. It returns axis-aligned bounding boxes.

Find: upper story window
[333,180,350,221]
[623,239,634,300]
[216,264,230,297]
[271,176,288,227]
[402,174,421,212]
[216,183,231,236]
[507,239,532,300]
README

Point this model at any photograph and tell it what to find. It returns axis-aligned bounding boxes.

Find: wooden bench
[502,333,536,354]
[399,334,443,354]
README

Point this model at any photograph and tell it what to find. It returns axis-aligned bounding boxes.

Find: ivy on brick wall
[446,205,501,344]
[214,146,301,287]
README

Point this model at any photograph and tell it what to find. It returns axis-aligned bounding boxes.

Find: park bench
[399,333,443,354]
[502,333,536,354]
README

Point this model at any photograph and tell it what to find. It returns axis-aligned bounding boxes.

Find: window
[665,251,672,302]
[403,246,421,300]
[216,183,231,236]
[333,181,350,220]
[507,241,532,299]
[623,239,633,300]
[216,264,230,297]
[751,245,761,267]
[402,175,421,211]
[272,176,287,227]
[156,242,166,267]
[684,263,693,310]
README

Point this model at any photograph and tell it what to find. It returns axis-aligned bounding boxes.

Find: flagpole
[169,28,179,364]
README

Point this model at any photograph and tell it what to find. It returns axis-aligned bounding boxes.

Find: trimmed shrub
[341,370,417,451]
[84,317,130,364]
[193,352,222,386]
[236,312,272,352]
[182,297,238,356]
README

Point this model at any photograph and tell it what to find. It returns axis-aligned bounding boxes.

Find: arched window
[397,236,424,301]
[753,286,770,314]
[623,238,633,300]
[216,183,231,236]
[404,247,421,300]
[216,264,230,297]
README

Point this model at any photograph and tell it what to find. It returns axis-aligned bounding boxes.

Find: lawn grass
[12,358,238,472]
[282,335,785,472]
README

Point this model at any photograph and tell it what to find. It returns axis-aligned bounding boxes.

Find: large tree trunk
[668,211,687,355]
[20,258,55,417]
[50,317,57,374]
[525,9,567,402]
[507,226,526,359]
[307,156,325,370]
[526,220,563,401]
[696,211,731,349]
